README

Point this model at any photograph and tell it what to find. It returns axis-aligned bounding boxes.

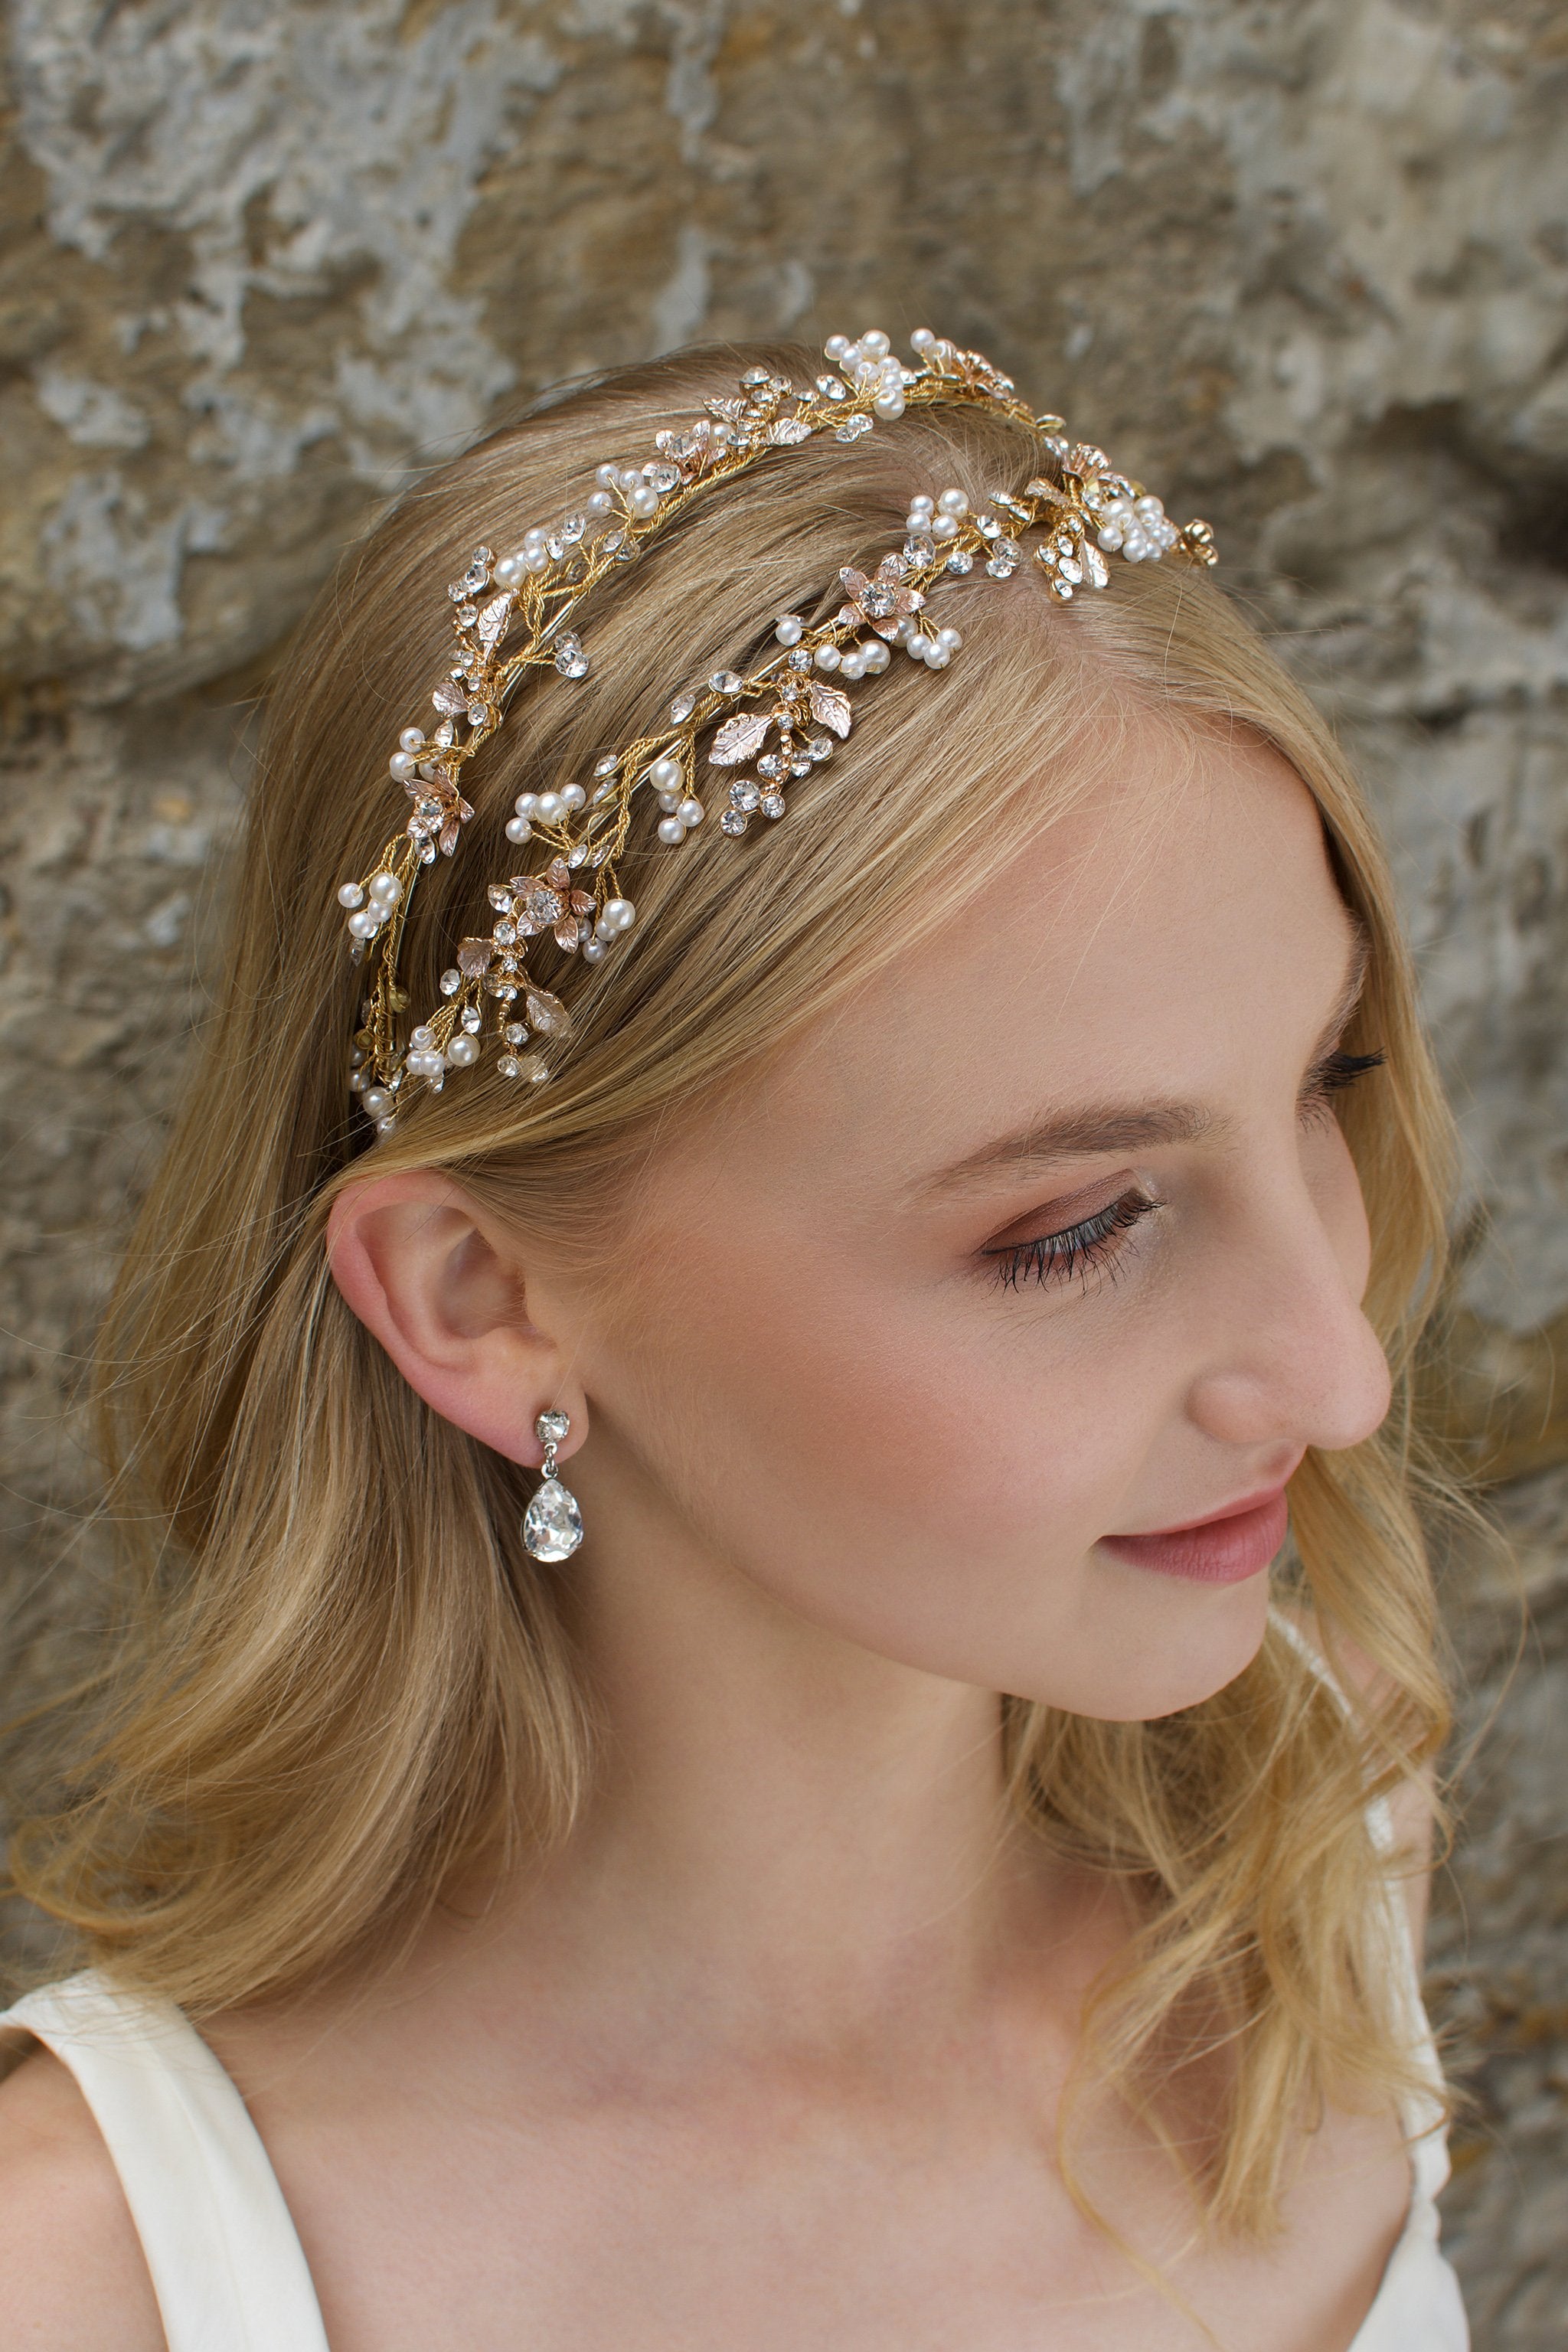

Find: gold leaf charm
[807,681,851,738]
[710,711,772,766]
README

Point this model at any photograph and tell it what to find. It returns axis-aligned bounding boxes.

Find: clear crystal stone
[498,1055,520,1078]
[760,792,786,818]
[504,1021,527,1045]
[523,1475,583,1563]
[536,1408,570,1443]
[466,700,488,727]
[815,374,848,400]
[720,808,748,835]
[460,1006,482,1033]
[648,463,679,492]
[562,514,586,541]
[835,414,873,442]
[593,754,619,776]
[517,1052,548,1081]
[670,694,696,722]
[730,780,760,811]
[495,918,517,945]
[457,603,478,626]
[807,735,832,760]
[977,514,1001,539]
[554,636,590,678]
[709,669,742,694]
[903,534,936,565]
[789,756,813,777]
[787,648,812,671]
[740,365,771,387]
[567,844,588,866]
[946,549,974,573]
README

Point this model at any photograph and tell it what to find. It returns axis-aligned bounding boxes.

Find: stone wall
[2,2,1564,2338]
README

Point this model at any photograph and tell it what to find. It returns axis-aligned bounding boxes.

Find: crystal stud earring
[522,1408,584,1561]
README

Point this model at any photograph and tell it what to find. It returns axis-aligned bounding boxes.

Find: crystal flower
[837,554,923,641]
[404,773,475,857]
[509,857,597,953]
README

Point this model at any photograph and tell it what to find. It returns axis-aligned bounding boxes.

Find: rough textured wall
[1,2,1564,2339]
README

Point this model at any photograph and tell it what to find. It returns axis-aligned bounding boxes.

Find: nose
[1182,1185,1393,1458]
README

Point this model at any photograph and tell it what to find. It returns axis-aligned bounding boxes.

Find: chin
[1008,1570,1274,1723]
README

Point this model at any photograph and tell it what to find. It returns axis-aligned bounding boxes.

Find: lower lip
[1099,1490,1289,1586]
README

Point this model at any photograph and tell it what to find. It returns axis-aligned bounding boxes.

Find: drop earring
[522,1408,584,1561]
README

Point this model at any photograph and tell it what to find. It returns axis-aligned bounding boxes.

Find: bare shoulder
[0,2039,165,2350]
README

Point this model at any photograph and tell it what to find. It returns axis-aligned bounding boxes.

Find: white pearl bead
[910,493,934,514]
[923,646,950,669]
[657,789,681,812]
[629,482,659,519]
[910,327,936,353]
[388,752,416,782]
[338,882,366,909]
[494,554,525,590]
[839,650,866,680]
[907,632,933,662]
[523,546,550,573]
[650,755,684,792]
[560,782,586,811]
[587,489,614,514]
[399,727,426,754]
[813,643,841,671]
[514,792,539,817]
[658,815,685,844]
[523,528,547,554]
[361,1087,391,1119]
[596,462,620,488]
[348,907,380,939]
[535,791,564,822]
[618,469,642,493]
[773,615,804,646]
[873,391,905,421]
[368,871,402,906]
[936,488,969,517]
[583,938,606,963]
[861,640,890,673]
[936,626,962,652]
[603,897,635,930]
[505,815,531,843]
[931,514,959,541]
[446,1034,480,1067]
[824,334,851,362]
[678,798,704,826]
[860,328,890,358]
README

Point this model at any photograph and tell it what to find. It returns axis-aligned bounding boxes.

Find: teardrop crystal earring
[521,1408,585,1562]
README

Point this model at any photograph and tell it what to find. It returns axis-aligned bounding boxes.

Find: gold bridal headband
[338,328,1217,1132]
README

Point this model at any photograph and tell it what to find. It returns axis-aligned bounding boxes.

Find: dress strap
[0,1968,329,2352]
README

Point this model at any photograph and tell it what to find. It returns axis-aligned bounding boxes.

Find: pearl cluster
[1093,491,1180,562]
[823,327,911,421]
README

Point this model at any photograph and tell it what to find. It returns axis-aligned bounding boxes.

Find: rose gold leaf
[524,988,572,1037]
[474,592,512,658]
[767,416,811,446]
[456,937,493,977]
[808,682,851,738]
[709,711,771,766]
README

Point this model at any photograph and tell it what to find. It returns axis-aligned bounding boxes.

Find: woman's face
[546,712,1392,1721]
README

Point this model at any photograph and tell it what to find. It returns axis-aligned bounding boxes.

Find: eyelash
[985,1047,1387,1292]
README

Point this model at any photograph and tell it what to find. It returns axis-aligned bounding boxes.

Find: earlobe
[325,1171,586,1468]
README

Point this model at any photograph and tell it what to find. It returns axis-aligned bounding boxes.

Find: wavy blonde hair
[5,338,1458,2245]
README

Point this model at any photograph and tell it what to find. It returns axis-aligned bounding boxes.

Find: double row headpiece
[338,327,1217,1132]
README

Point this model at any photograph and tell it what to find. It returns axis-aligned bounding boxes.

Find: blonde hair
[5,339,1459,2243]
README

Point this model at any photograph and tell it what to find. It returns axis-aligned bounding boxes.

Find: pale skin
[0,714,1434,2350]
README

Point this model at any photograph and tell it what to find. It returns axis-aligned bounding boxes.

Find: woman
[0,329,1468,2348]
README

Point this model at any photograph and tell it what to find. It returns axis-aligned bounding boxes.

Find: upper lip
[1107,1479,1294,1540]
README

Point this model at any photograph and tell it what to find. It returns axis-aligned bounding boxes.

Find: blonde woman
[0,331,1468,2350]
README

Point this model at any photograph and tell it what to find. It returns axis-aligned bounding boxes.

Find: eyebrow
[904,923,1371,1207]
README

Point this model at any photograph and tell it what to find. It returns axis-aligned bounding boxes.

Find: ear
[325,1169,586,1466]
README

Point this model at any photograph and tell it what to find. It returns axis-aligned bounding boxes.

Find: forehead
[717,713,1351,1191]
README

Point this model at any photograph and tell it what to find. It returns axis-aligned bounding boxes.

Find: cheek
[615,1217,1152,1664]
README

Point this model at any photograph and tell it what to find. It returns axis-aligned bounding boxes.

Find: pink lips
[1099,1486,1291,1586]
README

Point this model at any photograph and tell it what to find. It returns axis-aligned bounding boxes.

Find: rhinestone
[788,648,812,671]
[946,549,974,574]
[593,753,619,776]
[789,756,813,777]
[562,514,585,541]
[710,669,743,695]
[554,635,590,679]
[439,969,460,995]
[740,365,771,387]
[433,720,456,746]
[600,529,626,554]
[460,1006,482,1033]
[720,808,749,835]
[807,735,832,760]
[546,534,564,560]
[466,700,488,728]
[523,1476,583,1562]
[495,918,517,945]
[815,374,848,400]
[670,693,697,722]
[757,753,784,778]
[760,792,786,818]
[516,1052,549,1082]
[487,883,513,910]
[567,844,589,866]
[456,603,479,626]
[648,462,680,493]
[729,779,761,812]
[903,534,936,565]
[977,514,1001,539]
[498,1055,520,1078]
[835,414,873,442]
[503,1021,527,1044]
[861,583,898,619]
